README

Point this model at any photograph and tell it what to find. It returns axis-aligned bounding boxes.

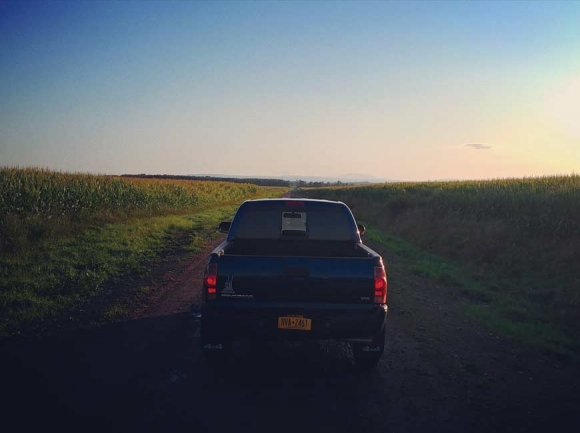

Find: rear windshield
[232,201,356,241]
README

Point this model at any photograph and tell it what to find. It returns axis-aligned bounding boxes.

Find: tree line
[121,174,359,188]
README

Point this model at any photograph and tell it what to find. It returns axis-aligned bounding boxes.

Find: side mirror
[357,224,366,236]
[218,221,231,233]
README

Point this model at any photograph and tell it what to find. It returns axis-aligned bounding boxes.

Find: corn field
[304,175,580,238]
[0,167,260,220]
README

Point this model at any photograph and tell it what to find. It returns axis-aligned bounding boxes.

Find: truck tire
[351,327,385,369]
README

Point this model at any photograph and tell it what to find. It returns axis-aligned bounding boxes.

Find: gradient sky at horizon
[1,1,579,181]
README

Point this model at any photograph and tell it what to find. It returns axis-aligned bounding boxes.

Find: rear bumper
[201,302,388,343]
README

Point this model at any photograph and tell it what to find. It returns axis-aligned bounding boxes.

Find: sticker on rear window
[281,211,306,236]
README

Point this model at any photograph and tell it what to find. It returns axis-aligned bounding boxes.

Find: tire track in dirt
[131,235,225,319]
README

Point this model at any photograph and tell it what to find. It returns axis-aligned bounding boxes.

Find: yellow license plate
[278,316,312,331]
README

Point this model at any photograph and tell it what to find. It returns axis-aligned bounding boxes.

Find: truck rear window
[233,202,355,241]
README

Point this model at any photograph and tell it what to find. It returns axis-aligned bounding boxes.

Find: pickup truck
[200,198,388,368]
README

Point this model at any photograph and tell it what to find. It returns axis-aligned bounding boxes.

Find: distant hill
[276,174,394,184]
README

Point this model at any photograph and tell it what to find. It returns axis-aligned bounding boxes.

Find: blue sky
[1,1,579,180]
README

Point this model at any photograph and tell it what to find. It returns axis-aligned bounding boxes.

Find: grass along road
[0,204,233,335]
[363,225,576,359]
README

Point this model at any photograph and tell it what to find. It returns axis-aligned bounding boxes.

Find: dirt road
[2,234,579,432]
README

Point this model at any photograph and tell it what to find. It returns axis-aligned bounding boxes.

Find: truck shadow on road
[1,311,392,433]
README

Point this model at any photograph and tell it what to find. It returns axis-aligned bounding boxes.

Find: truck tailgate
[215,255,375,304]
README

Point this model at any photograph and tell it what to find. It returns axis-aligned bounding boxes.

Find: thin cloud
[465,143,492,150]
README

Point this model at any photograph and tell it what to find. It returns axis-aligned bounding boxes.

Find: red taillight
[205,263,218,300]
[374,265,387,304]
[205,274,217,287]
